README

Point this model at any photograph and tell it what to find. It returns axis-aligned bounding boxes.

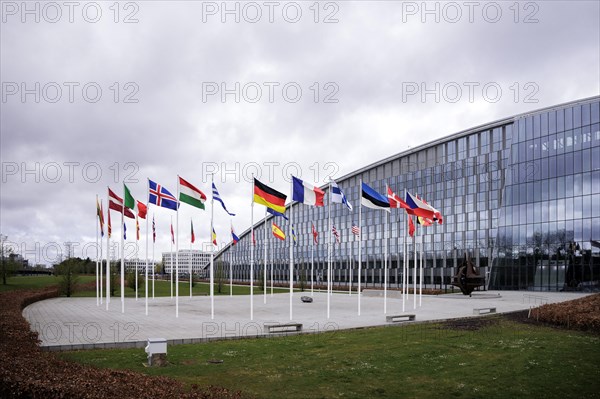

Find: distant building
[162,250,211,276]
[124,258,157,274]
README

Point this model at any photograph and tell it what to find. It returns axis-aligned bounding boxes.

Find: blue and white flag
[212,183,235,216]
[331,180,352,211]
[267,207,289,220]
[361,182,390,212]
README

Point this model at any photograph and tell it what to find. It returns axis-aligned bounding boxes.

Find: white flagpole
[358,178,362,316]
[152,214,155,300]
[250,178,254,320]
[145,179,149,315]
[311,226,314,297]
[413,215,417,310]
[106,189,110,309]
[349,230,352,296]
[420,220,423,307]
[170,215,173,299]
[176,176,180,318]
[230,222,233,297]
[210,174,215,319]
[120,186,125,314]
[135,217,138,302]
[95,195,99,306]
[264,208,267,304]
[402,206,406,313]
[99,199,103,305]
[289,184,294,321]
[384,206,388,314]
[269,213,273,297]
[327,180,332,319]
[190,219,193,299]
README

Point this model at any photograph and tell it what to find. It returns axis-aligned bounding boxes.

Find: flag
[191,220,195,244]
[331,180,352,211]
[404,191,437,219]
[136,215,140,240]
[408,216,415,238]
[123,184,145,217]
[418,215,433,226]
[108,208,112,238]
[312,223,318,245]
[253,178,287,214]
[97,198,105,237]
[332,225,340,244]
[108,188,134,218]
[351,222,360,236]
[124,222,127,240]
[212,228,217,246]
[179,176,207,210]
[361,182,390,211]
[212,183,235,216]
[252,229,256,246]
[292,176,324,206]
[267,207,288,220]
[152,215,156,243]
[148,180,178,211]
[387,186,410,210]
[231,225,239,245]
[272,222,286,241]
[292,225,297,244]
[419,195,444,224]
[170,221,175,244]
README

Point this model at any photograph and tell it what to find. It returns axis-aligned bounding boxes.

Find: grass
[59,317,600,399]
[0,275,95,292]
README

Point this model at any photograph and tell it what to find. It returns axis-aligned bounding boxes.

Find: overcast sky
[1,0,599,265]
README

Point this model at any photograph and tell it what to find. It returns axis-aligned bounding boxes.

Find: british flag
[148,180,178,211]
[332,225,340,244]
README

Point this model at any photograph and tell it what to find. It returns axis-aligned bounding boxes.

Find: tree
[55,258,81,297]
[1,247,18,285]
[216,259,224,294]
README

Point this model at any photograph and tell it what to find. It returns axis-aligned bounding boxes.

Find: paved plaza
[23,290,589,351]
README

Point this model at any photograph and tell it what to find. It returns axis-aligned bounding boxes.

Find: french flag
[292,176,325,206]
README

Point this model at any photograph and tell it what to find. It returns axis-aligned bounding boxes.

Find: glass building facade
[216,97,600,292]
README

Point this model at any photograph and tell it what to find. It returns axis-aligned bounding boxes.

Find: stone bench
[385,314,416,323]
[263,323,303,333]
[473,307,496,315]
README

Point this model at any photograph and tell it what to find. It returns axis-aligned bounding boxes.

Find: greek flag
[212,183,235,216]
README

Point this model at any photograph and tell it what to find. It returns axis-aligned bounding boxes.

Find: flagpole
[327,180,332,319]
[349,229,352,296]
[120,186,125,314]
[190,219,193,299]
[210,173,215,319]
[99,200,103,305]
[358,178,362,316]
[270,222,273,297]
[384,206,388,314]
[145,179,149,315]
[420,218,423,307]
[289,179,294,321]
[106,189,110,310]
[263,208,267,304]
[402,201,406,313]
[176,176,180,318]
[135,215,138,302]
[413,214,417,310]
[230,222,233,297]
[250,177,255,321]
[152,214,155,299]
[170,215,173,299]
[96,195,99,306]
[311,225,314,297]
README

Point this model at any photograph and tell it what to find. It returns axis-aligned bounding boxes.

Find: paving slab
[22,290,589,350]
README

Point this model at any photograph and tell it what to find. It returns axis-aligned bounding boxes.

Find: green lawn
[0,275,95,292]
[59,318,600,399]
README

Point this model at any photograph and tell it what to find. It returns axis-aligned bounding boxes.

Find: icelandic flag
[231,225,240,245]
[292,176,325,206]
[148,180,178,211]
[361,183,390,211]
[331,180,352,211]
[267,207,289,220]
[404,191,436,219]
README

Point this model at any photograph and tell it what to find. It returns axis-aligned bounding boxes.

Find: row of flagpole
[95,175,441,320]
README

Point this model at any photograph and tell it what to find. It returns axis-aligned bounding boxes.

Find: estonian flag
[361,183,390,211]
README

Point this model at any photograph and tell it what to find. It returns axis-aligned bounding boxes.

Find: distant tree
[216,260,223,294]
[55,258,81,297]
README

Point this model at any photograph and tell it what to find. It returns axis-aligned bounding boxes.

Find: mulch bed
[0,288,242,399]
[520,293,600,333]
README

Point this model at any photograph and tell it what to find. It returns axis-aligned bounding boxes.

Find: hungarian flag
[108,188,135,218]
[191,220,195,244]
[408,216,415,238]
[254,178,286,214]
[272,222,286,241]
[97,198,104,237]
[179,176,206,210]
[124,184,147,219]
[312,223,318,245]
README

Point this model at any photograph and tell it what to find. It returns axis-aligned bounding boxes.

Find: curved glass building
[216,97,600,292]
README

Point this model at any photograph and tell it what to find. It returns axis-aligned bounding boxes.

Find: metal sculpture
[451,252,485,296]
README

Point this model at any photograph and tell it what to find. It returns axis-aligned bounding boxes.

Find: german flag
[253,178,287,214]
[272,222,286,241]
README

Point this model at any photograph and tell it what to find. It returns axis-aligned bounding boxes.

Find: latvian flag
[292,176,325,206]
[108,187,135,218]
[254,178,287,214]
